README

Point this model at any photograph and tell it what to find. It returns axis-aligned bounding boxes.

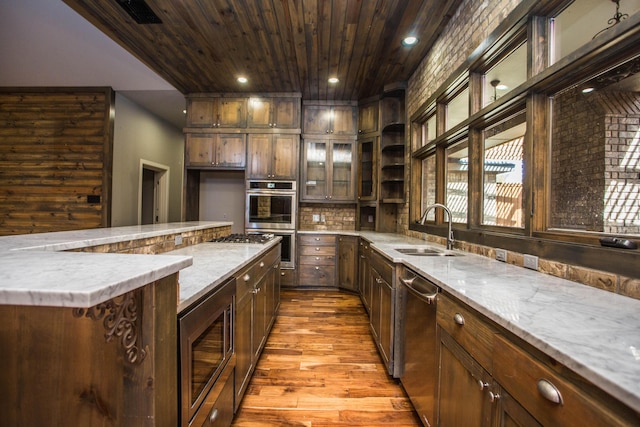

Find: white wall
[199,171,246,234]
[111,93,184,226]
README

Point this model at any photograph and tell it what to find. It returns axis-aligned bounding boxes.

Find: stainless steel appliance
[246,180,297,269]
[179,278,235,427]
[246,180,296,230]
[398,267,438,427]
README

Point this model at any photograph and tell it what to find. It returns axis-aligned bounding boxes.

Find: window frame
[409,0,640,278]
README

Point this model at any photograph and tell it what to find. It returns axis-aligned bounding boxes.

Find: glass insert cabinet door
[331,141,354,200]
[302,139,355,201]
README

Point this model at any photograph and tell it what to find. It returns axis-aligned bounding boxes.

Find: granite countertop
[170,238,281,313]
[357,232,640,413]
[0,222,230,308]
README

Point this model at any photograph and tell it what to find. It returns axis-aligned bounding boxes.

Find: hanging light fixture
[593,0,629,39]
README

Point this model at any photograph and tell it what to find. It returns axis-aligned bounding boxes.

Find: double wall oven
[246,180,296,268]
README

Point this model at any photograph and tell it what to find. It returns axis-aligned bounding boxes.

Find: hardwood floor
[231,289,422,427]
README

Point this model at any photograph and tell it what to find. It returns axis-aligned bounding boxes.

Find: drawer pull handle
[243,274,251,282]
[209,408,219,423]
[489,391,500,403]
[478,380,489,391]
[376,278,383,284]
[454,313,465,325]
[537,379,563,404]
[400,276,416,286]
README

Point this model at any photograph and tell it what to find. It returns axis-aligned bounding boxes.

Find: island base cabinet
[0,274,179,427]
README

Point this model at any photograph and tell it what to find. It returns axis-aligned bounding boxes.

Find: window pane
[421,155,437,222]
[484,43,527,107]
[446,141,468,223]
[483,119,525,228]
[549,58,640,235]
[446,87,469,131]
[551,0,640,63]
[426,114,437,142]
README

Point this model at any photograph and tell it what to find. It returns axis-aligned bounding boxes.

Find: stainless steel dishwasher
[398,267,438,427]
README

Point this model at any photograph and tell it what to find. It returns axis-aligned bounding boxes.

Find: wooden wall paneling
[0,88,113,235]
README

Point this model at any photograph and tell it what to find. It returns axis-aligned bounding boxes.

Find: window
[421,154,437,222]
[446,86,469,131]
[446,141,469,223]
[482,114,526,228]
[551,0,640,63]
[483,42,527,108]
[549,57,640,235]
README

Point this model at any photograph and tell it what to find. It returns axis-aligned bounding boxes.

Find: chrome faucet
[419,203,455,250]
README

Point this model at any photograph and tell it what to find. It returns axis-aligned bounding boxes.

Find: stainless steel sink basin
[394,247,461,257]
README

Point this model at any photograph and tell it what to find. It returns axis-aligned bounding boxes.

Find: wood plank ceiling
[62,0,462,100]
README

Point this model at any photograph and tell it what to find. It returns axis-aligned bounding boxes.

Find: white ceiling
[0,0,186,128]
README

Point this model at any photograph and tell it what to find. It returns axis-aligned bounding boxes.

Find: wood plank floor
[231,289,422,427]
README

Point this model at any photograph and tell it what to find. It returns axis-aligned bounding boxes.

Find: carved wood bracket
[72,290,147,364]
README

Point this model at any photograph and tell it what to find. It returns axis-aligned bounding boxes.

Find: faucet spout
[419,203,455,250]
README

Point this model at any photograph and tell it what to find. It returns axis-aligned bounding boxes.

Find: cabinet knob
[489,392,500,403]
[537,379,563,404]
[315,237,320,241]
[209,408,219,423]
[315,266,320,270]
[315,247,320,251]
[478,380,489,391]
[260,262,265,268]
[453,313,465,325]
[326,129,330,134]
[243,274,251,282]
[281,272,285,276]
[315,257,320,260]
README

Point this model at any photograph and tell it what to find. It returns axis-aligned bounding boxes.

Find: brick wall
[298,203,356,231]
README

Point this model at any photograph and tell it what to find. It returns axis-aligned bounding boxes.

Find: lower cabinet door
[234,293,253,411]
[437,332,492,427]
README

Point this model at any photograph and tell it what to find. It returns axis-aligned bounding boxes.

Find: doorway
[139,160,170,225]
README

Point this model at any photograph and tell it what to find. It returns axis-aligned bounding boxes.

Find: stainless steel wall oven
[245,180,296,230]
[178,278,235,426]
[246,180,297,268]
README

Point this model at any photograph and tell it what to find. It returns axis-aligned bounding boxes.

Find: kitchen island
[0,222,235,427]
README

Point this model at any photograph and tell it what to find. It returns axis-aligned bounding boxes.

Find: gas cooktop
[209,233,275,244]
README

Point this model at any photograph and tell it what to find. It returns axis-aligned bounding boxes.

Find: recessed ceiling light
[328,77,339,84]
[237,76,248,84]
[496,84,508,90]
[402,36,418,46]
[582,87,595,93]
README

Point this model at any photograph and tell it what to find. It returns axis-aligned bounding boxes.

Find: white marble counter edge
[174,238,281,313]
[0,222,232,308]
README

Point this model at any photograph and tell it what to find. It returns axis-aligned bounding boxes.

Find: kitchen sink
[394,247,461,257]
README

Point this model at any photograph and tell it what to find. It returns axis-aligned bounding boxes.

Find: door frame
[139,159,170,224]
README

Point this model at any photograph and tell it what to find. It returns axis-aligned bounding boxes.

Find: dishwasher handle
[400,276,438,304]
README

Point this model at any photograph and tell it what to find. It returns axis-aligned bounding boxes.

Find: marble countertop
[171,238,281,313]
[0,222,231,308]
[357,232,640,413]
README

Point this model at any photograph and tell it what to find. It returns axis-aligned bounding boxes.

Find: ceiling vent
[116,0,162,24]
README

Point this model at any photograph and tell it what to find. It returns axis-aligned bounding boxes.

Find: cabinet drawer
[299,255,335,266]
[190,361,235,427]
[299,234,336,246]
[298,265,336,286]
[236,246,280,299]
[494,335,635,427]
[437,293,495,372]
[370,249,393,284]
[299,245,336,256]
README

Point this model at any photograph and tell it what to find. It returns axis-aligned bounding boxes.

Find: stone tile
[619,276,640,300]
[567,266,617,293]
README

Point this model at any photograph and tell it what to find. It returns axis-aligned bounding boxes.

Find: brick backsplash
[298,203,357,231]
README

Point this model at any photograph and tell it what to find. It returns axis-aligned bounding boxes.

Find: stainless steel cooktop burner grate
[210,233,275,244]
